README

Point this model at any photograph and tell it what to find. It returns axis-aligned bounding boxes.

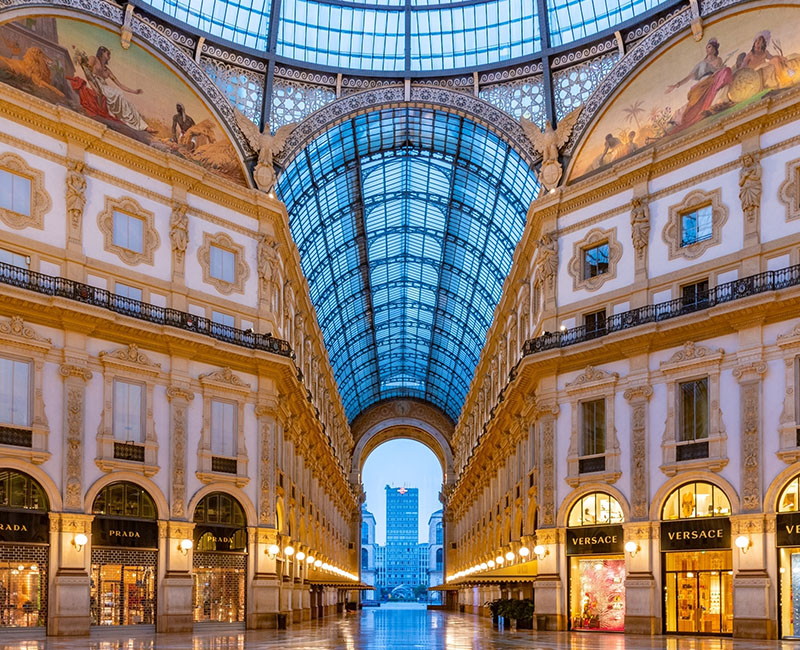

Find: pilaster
[47,512,92,636]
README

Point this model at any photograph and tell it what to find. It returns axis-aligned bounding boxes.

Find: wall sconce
[72,533,88,551]
[495,555,504,565]
[505,551,515,562]
[735,535,753,554]
[266,544,280,558]
[487,560,495,568]
[624,541,640,558]
[284,545,295,557]
[178,539,193,555]
[519,546,530,559]
[307,555,315,564]
[296,551,306,562]
[533,544,549,560]
[314,559,322,568]
[479,562,488,571]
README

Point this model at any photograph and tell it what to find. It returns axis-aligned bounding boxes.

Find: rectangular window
[0,248,29,269]
[211,399,236,457]
[209,245,235,283]
[0,357,30,426]
[679,378,709,442]
[680,205,713,247]
[115,283,143,302]
[584,309,606,336]
[681,279,709,310]
[211,311,235,328]
[112,211,144,253]
[0,168,31,215]
[581,399,606,456]
[583,242,609,279]
[113,380,143,442]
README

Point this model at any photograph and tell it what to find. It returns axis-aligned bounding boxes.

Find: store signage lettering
[660,517,731,551]
[194,525,247,552]
[0,511,48,543]
[566,525,624,555]
[92,518,158,548]
[776,513,800,547]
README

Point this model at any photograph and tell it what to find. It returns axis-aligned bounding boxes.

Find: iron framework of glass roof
[142,0,675,73]
[278,108,538,422]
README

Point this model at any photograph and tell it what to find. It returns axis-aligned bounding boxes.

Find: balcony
[0,261,292,358]
[0,426,33,448]
[523,264,800,356]
[113,442,145,462]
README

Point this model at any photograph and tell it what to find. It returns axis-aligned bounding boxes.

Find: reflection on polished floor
[3,605,800,650]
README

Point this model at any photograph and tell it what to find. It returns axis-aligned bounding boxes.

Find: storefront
[0,470,49,627]
[566,492,626,632]
[90,482,158,627]
[776,474,800,638]
[192,492,247,624]
[661,481,732,635]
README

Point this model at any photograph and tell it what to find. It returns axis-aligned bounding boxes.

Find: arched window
[435,522,443,545]
[778,475,800,513]
[0,469,48,511]
[662,481,731,520]
[361,548,369,570]
[435,547,443,570]
[567,492,623,527]
[194,492,246,526]
[92,481,155,519]
[361,521,369,544]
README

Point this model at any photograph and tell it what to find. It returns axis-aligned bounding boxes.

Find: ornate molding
[197,231,249,295]
[0,315,51,347]
[630,197,650,257]
[0,151,51,230]
[778,156,800,222]
[663,188,728,260]
[99,343,161,373]
[738,152,761,230]
[97,195,160,266]
[567,226,623,292]
[65,159,86,244]
[565,365,619,391]
[169,201,189,274]
[623,385,653,402]
[661,341,724,370]
[59,363,92,382]
[166,385,195,402]
[199,366,251,391]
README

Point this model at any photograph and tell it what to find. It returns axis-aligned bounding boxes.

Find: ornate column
[624,385,653,521]
[65,159,86,255]
[731,360,773,638]
[157,520,195,633]
[48,512,93,636]
[739,152,762,250]
[59,362,92,512]
[630,197,650,287]
[169,201,189,283]
[249,399,282,629]
[166,385,194,520]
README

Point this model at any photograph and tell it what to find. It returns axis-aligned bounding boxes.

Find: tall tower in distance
[384,485,420,595]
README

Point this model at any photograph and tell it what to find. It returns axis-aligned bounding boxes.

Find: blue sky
[362,439,443,545]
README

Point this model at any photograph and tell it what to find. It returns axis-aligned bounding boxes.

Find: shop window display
[662,482,731,520]
[569,557,625,631]
[777,475,800,637]
[568,492,624,527]
[664,550,733,634]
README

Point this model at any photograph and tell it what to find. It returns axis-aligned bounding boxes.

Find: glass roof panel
[279,107,538,422]
[146,0,272,49]
[547,0,665,46]
[277,0,405,71]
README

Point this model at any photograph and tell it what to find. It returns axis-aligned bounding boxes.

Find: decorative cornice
[565,365,619,391]
[199,366,251,391]
[732,361,768,382]
[660,341,724,370]
[0,315,51,345]
[623,385,653,401]
[99,344,161,369]
[59,363,92,381]
[166,385,195,402]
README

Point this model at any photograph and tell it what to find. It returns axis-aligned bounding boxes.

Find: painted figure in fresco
[591,133,625,169]
[171,103,195,144]
[666,38,733,127]
[73,46,151,131]
[742,31,797,88]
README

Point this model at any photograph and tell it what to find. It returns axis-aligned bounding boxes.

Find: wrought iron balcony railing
[522,264,800,356]
[0,261,293,358]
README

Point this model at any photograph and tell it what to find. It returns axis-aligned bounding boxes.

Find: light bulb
[495,555,504,565]
[307,555,315,564]
[296,551,306,561]
[505,551,515,561]
[284,545,295,556]
[487,560,495,568]
[267,544,280,557]
[519,546,530,558]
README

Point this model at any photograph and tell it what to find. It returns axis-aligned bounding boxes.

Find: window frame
[112,210,145,254]
[583,241,609,280]
[567,226,623,292]
[112,378,146,443]
[0,152,50,230]
[0,355,32,428]
[664,189,728,260]
[198,232,249,295]
[98,196,160,266]
[679,204,713,248]
[677,377,709,443]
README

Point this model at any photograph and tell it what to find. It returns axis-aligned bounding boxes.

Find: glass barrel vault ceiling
[278,108,538,422]
[142,0,670,71]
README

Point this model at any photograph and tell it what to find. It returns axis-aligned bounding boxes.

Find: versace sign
[92,517,158,548]
[776,513,800,547]
[0,510,48,543]
[660,517,731,551]
[566,525,624,556]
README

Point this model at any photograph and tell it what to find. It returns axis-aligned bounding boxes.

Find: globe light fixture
[533,545,548,560]
[267,544,280,558]
[296,551,306,561]
[179,538,193,555]
[735,535,753,554]
[72,533,88,551]
[495,555,504,565]
[624,541,640,558]
[519,546,530,558]
[284,545,295,556]
[505,551,515,562]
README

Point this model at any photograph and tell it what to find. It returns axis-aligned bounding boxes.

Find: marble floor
[3,606,799,650]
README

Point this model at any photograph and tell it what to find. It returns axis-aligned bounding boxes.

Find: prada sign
[194,525,247,552]
[660,517,731,551]
[566,525,624,556]
[776,512,800,547]
[0,510,48,543]
[92,517,158,549]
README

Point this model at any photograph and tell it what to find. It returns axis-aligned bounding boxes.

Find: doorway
[664,550,732,634]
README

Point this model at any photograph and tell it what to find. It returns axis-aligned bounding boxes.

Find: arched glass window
[0,469,48,511]
[193,492,246,526]
[92,481,155,519]
[778,475,800,513]
[435,547,443,570]
[361,521,369,544]
[435,523,443,545]
[361,548,369,570]
[567,492,623,527]
[662,482,731,520]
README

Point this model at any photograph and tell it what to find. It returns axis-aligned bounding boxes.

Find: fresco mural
[569,6,800,180]
[0,16,246,185]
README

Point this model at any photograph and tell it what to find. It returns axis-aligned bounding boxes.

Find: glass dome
[141,0,671,73]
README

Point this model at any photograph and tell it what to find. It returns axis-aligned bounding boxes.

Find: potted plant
[485,598,502,628]
[513,599,535,629]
